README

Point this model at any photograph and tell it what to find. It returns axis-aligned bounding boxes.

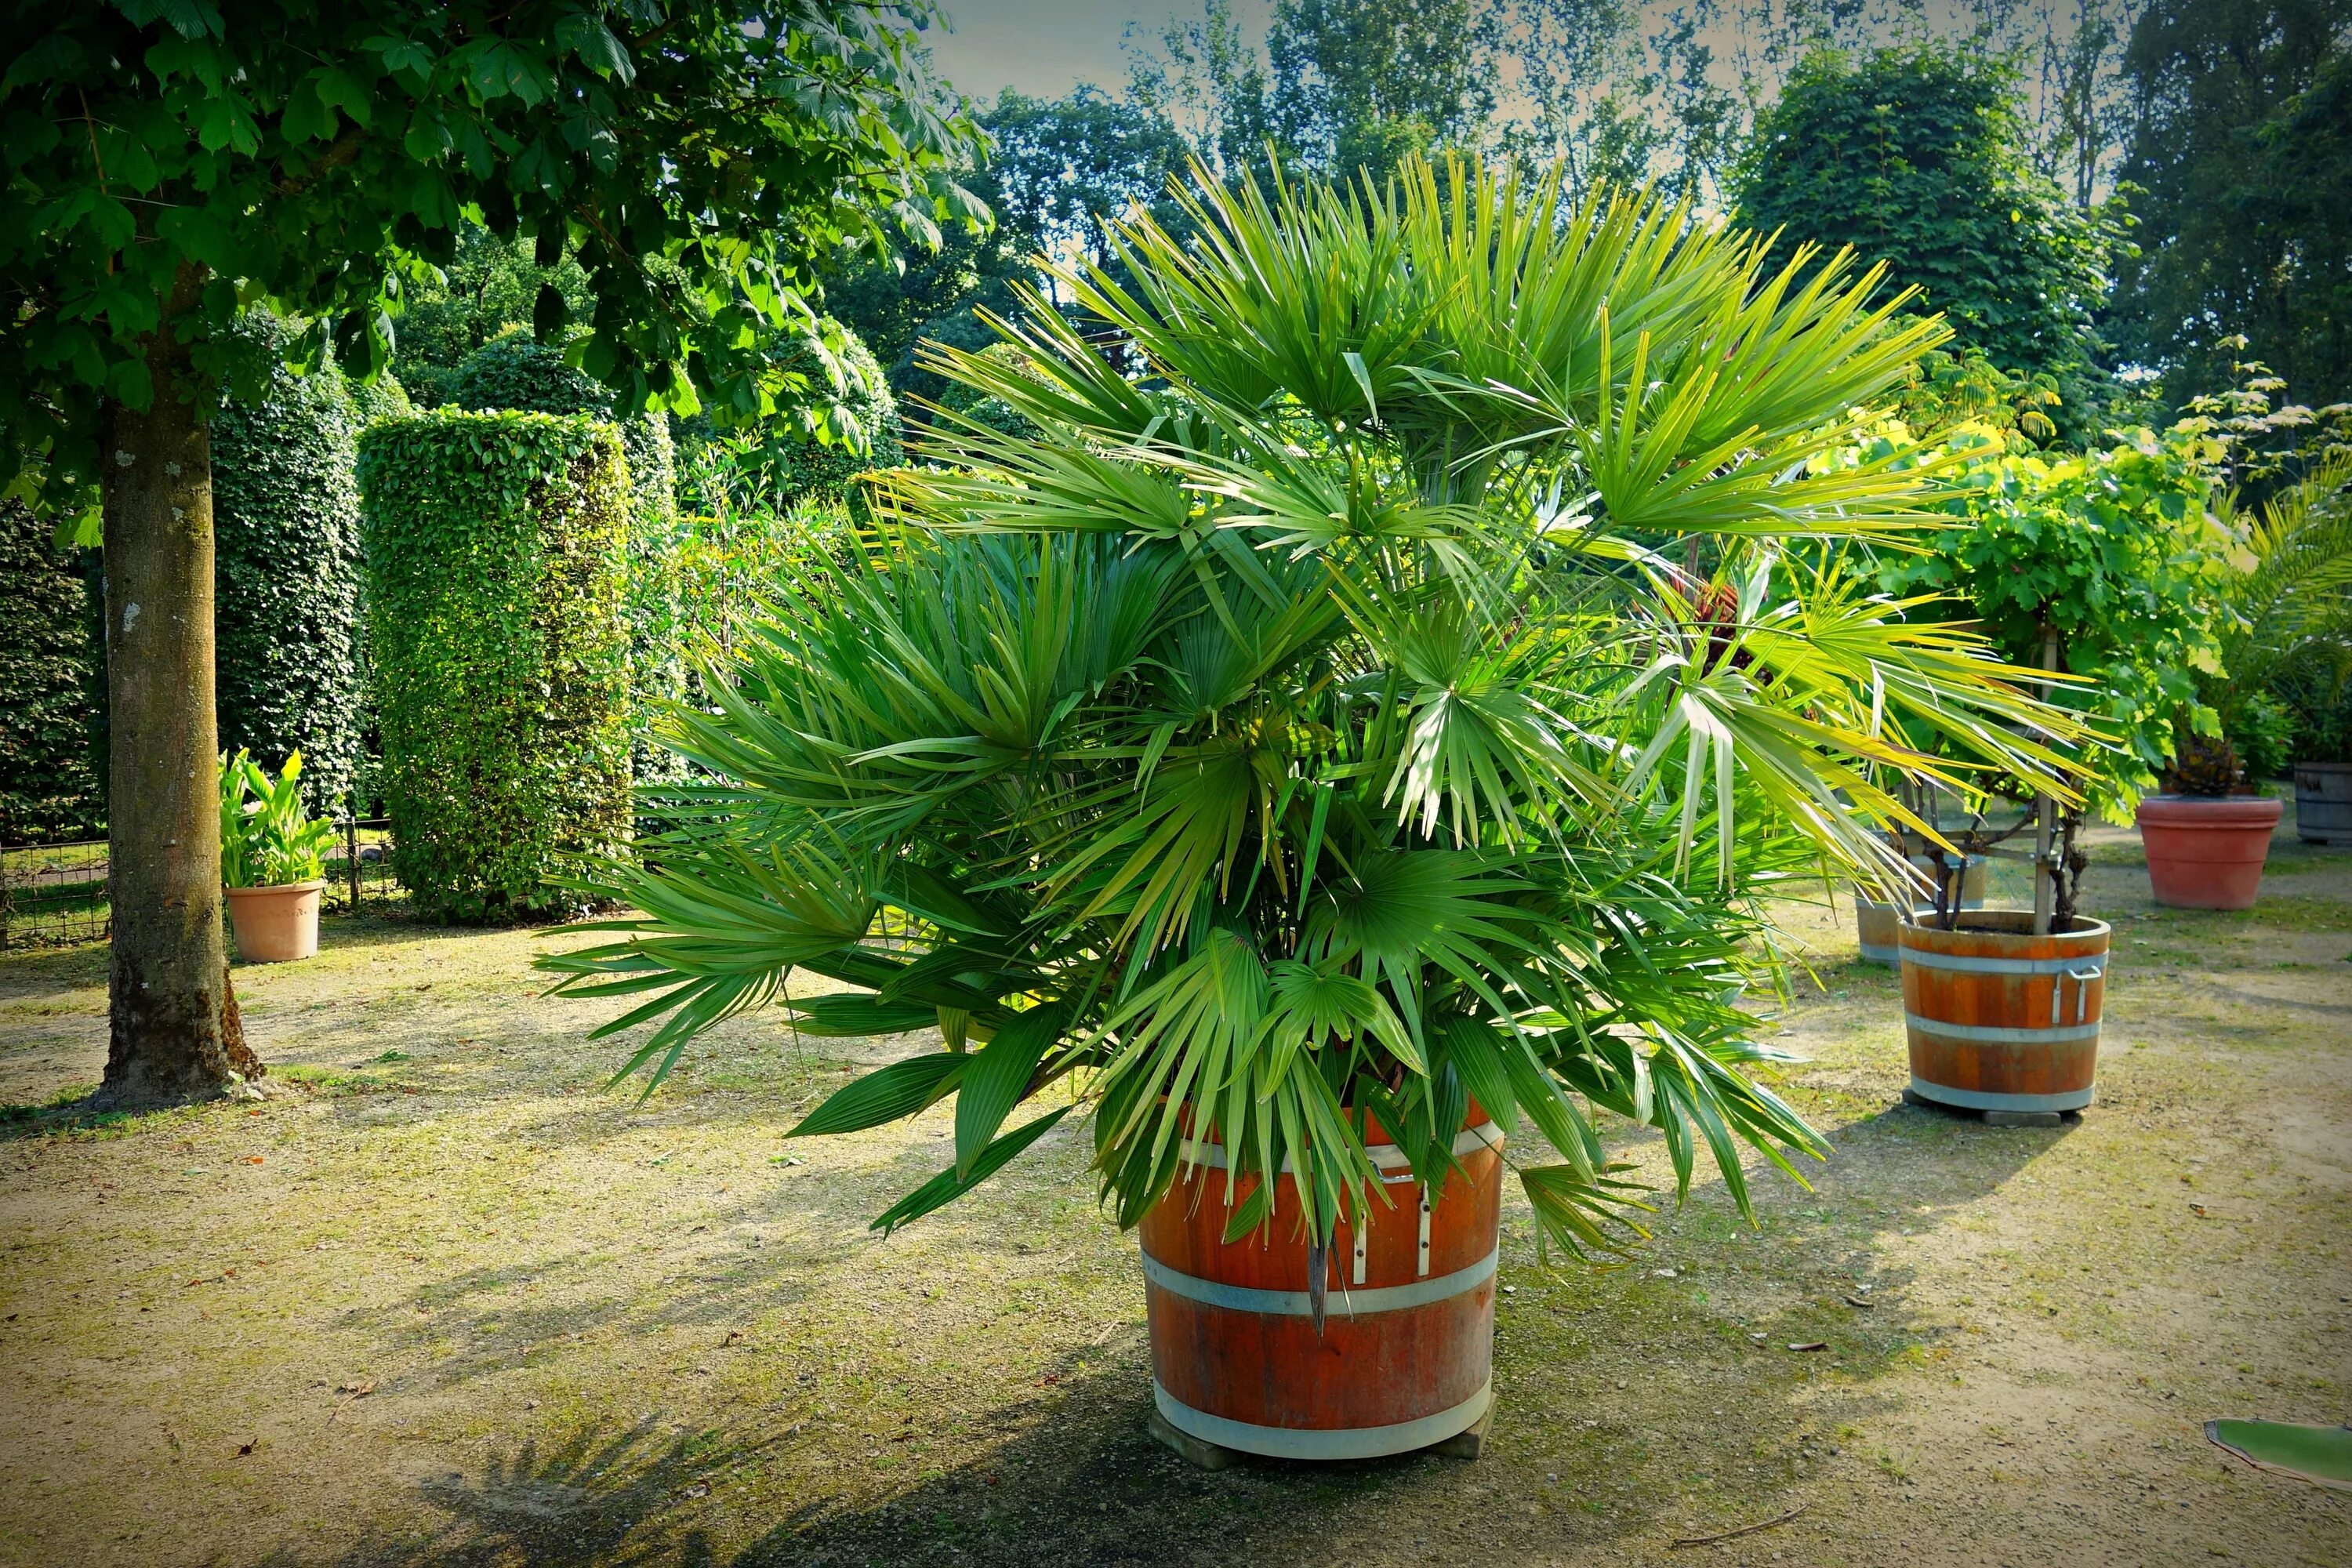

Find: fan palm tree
[2207,452,2352,766]
[542,156,2082,1261]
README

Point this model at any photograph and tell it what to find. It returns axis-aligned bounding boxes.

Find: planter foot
[1903,1088,2080,1127]
[1428,1402,1493,1460]
[1147,1408,1239,1472]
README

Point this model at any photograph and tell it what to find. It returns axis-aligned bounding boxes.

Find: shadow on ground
[272,1099,2060,1568]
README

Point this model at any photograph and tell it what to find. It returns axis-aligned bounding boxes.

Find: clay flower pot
[224,880,325,963]
[2134,795,2284,910]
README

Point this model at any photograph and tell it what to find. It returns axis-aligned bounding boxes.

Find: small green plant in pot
[220,750,336,963]
[546,156,2076,1462]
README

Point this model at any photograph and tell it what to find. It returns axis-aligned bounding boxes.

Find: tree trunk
[96,268,261,1106]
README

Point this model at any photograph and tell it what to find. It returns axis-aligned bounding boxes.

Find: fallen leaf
[242,1156,264,1166]
[1844,1294,1875,1310]
[336,1381,376,1398]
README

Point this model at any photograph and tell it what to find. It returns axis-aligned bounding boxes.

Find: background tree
[1730,46,2125,437]
[824,88,1191,407]
[2110,0,2352,406]
[390,226,595,408]
[0,0,980,1105]
[1131,0,1492,183]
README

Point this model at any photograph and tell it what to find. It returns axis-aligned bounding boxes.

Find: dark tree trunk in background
[96,267,262,1107]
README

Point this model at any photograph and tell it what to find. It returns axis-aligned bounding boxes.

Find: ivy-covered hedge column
[356,411,633,921]
[453,332,687,789]
[212,316,368,813]
[0,499,103,843]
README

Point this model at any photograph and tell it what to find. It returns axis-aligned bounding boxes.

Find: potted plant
[2134,448,2352,898]
[1877,418,2234,1113]
[220,749,336,962]
[2136,736,2284,909]
[547,158,2071,1462]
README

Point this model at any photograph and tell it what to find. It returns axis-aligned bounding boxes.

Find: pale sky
[919,0,1270,103]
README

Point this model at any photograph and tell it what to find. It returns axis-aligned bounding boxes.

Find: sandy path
[2,812,2347,1566]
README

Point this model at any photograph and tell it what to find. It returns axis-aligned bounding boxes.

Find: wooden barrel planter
[1856,855,1984,966]
[1897,911,2110,1114]
[2295,763,2352,846]
[2135,794,2283,909]
[1139,1112,1503,1461]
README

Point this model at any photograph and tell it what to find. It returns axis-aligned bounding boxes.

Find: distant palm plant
[543,158,2079,1259]
[2208,452,2352,770]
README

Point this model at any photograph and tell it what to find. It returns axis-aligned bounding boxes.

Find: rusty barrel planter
[1139,1112,1503,1460]
[2135,794,2283,909]
[1898,911,2110,1114]
[1856,855,1986,965]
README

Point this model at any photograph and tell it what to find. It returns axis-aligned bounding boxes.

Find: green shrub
[453,332,615,417]
[673,318,902,514]
[623,412,688,790]
[356,410,634,921]
[211,315,368,813]
[344,368,413,429]
[1875,420,2231,818]
[0,499,103,843]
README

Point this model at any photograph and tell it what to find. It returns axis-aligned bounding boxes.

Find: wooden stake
[2032,624,2060,937]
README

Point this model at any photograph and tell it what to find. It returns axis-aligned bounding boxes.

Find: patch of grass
[0,1085,216,1142]
[272,1065,396,1097]
[0,1083,96,1124]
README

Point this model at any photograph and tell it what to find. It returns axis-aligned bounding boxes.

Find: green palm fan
[542,154,2085,1259]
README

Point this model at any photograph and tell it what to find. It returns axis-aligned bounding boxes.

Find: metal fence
[0,818,403,949]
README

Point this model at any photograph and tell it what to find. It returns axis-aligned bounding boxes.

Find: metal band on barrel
[1174,1121,1504,1174]
[1897,949,2107,977]
[1907,1076,2095,1112]
[1901,1014,2102,1044]
[1152,1378,1491,1461]
[1141,1247,1496,1317]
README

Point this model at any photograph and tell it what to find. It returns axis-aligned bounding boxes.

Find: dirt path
[2,813,2348,1567]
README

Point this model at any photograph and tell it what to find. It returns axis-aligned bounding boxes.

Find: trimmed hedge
[0,500,103,843]
[357,410,634,921]
[454,331,615,417]
[211,317,368,812]
[452,330,686,789]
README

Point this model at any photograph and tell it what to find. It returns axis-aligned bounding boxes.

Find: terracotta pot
[2295,762,2352,846]
[1139,1109,1501,1460]
[224,880,324,962]
[2135,794,2283,910]
[1899,911,2109,1114]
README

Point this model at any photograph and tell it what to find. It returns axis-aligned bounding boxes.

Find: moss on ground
[1,822,2347,1566]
